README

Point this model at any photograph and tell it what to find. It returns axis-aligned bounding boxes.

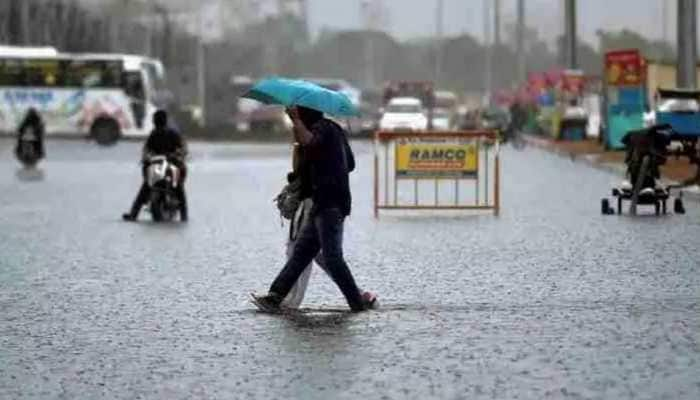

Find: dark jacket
[143,127,186,158]
[302,118,355,217]
[18,110,44,138]
[17,109,45,157]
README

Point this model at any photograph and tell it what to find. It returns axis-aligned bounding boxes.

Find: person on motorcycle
[122,110,188,222]
[621,125,670,190]
[16,108,45,159]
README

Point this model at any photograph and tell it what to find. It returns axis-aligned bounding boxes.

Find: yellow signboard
[395,141,478,178]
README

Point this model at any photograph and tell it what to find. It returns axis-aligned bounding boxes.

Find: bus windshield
[141,61,165,91]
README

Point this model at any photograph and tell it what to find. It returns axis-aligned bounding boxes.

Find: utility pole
[299,0,310,41]
[108,17,119,52]
[0,5,6,43]
[20,0,30,45]
[493,0,501,47]
[39,2,51,45]
[662,0,669,46]
[434,0,444,85]
[564,0,577,69]
[197,4,207,127]
[261,0,278,75]
[263,21,278,75]
[361,0,376,88]
[144,18,153,56]
[483,0,492,104]
[57,1,69,50]
[516,0,526,83]
[677,0,698,88]
[153,3,171,65]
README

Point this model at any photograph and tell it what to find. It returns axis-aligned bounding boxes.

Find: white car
[379,97,428,131]
[432,108,453,130]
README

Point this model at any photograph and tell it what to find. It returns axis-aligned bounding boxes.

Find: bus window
[63,62,81,87]
[64,60,123,88]
[103,62,122,87]
[82,71,102,87]
[0,58,62,86]
[24,59,61,86]
[64,61,97,87]
[0,59,25,86]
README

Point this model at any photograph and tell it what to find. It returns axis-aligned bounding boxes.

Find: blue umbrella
[242,77,359,117]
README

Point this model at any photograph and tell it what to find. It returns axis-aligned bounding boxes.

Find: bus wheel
[91,118,121,146]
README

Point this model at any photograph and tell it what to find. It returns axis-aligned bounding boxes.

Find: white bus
[0,46,166,144]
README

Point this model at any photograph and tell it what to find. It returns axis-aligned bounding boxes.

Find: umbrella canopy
[242,77,359,117]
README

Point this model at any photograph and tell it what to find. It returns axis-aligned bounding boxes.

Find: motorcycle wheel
[16,143,39,168]
[150,192,174,222]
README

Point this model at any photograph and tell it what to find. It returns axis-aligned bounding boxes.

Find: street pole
[494,0,501,47]
[483,0,492,105]
[153,3,171,65]
[516,0,526,83]
[677,0,697,89]
[20,0,30,45]
[564,0,577,69]
[197,4,207,127]
[145,25,153,56]
[262,0,278,75]
[0,5,6,43]
[361,0,376,88]
[299,0,310,41]
[435,0,444,85]
[662,0,669,46]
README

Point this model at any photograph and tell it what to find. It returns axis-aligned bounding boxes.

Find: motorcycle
[601,124,684,215]
[15,129,42,168]
[145,154,182,222]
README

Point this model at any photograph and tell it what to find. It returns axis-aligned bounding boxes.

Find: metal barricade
[373,130,500,217]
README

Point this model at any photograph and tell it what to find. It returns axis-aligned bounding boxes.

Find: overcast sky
[307,0,674,47]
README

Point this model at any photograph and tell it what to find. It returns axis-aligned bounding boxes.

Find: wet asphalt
[0,138,698,399]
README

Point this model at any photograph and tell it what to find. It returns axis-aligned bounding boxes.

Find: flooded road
[1,139,698,399]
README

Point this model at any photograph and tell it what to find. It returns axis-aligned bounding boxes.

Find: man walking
[252,106,373,312]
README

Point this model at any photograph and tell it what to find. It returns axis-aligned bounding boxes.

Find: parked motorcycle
[145,154,182,222]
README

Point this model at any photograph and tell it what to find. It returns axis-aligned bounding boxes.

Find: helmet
[153,110,168,128]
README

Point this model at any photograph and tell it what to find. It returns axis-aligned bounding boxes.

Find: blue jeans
[270,207,364,311]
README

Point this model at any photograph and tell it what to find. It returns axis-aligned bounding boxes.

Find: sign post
[603,49,646,149]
